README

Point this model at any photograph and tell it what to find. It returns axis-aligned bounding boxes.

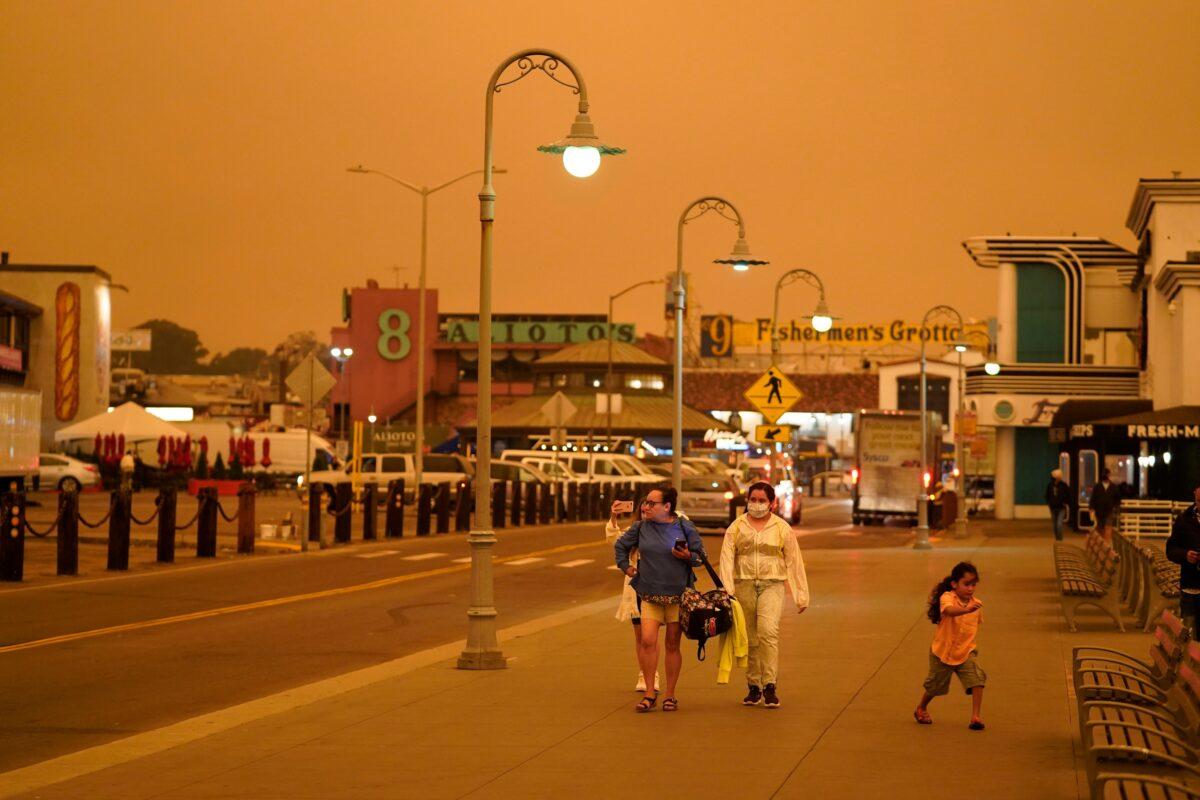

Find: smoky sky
[2,1,1198,355]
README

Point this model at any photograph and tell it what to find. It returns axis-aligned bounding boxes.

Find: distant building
[0,257,115,445]
[963,178,1200,519]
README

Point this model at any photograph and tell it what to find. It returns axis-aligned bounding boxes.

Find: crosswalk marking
[452,557,472,564]
[556,559,593,568]
[504,557,544,566]
[401,552,447,561]
[607,565,621,571]
[355,550,399,559]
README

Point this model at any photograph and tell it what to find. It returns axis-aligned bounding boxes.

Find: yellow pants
[736,579,785,686]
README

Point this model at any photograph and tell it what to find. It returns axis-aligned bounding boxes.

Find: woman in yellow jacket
[718,480,809,708]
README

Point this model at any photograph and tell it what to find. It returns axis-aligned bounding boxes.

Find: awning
[1084,406,1200,440]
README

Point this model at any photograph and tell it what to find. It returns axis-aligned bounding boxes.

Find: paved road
[0,498,854,772]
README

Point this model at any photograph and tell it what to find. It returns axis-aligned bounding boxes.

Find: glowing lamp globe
[811,314,834,333]
[562,146,601,178]
[732,262,750,272]
[537,112,624,179]
[984,361,1001,376]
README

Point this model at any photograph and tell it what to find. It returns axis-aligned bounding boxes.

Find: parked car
[682,457,730,478]
[677,475,740,531]
[518,457,585,484]
[646,462,699,478]
[38,453,99,492]
[498,450,660,485]
[305,452,471,501]
[965,476,995,514]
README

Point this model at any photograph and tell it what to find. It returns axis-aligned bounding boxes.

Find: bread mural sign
[55,282,81,421]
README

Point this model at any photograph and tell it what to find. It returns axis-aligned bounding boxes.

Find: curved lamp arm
[771,269,828,363]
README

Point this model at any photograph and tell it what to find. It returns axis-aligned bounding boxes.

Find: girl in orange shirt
[913,562,986,730]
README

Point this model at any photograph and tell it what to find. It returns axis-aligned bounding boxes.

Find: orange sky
[2,1,1198,355]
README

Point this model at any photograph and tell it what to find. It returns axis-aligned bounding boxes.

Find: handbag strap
[698,552,725,590]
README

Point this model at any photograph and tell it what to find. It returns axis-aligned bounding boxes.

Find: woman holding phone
[613,486,707,713]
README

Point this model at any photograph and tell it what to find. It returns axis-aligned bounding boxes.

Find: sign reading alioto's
[700,315,989,357]
[444,319,635,345]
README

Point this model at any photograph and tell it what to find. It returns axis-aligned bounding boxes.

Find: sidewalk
[5,523,1134,799]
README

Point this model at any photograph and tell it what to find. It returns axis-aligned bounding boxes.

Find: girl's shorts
[923,650,987,696]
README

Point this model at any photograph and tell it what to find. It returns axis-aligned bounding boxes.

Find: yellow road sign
[754,424,792,444]
[744,367,803,423]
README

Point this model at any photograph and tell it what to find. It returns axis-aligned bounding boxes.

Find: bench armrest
[1085,742,1200,775]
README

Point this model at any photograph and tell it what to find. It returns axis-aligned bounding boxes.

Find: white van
[498,449,661,485]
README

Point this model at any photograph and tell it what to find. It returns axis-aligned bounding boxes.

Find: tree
[211,453,227,479]
[271,331,333,369]
[207,347,269,376]
[130,319,209,374]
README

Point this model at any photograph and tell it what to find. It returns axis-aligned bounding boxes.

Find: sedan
[677,475,740,531]
[38,453,99,492]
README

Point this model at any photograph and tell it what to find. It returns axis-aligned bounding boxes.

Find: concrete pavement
[2,518,1134,799]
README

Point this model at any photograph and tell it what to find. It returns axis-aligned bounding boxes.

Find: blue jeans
[1050,507,1066,541]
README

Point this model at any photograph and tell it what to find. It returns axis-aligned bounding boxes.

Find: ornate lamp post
[459,50,623,671]
[346,165,507,493]
[766,268,832,480]
[914,304,963,550]
[672,198,767,487]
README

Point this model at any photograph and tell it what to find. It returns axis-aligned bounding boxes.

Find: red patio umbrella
[261,438,272,469]
[243,436,256,468]
[157,436,167,466]
[93,432,102,460]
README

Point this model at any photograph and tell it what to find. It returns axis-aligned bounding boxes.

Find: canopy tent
[54,402,187,444]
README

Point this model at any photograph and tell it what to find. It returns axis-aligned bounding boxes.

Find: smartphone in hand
[673,538,686,551]
[614,500,635,514]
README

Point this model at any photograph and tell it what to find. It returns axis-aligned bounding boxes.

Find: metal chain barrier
[23,516,58,538]
[129,495,162,526]
[78,495,115,529]
[327,495,355,518]
[175,492,202,531]
[215,497,240,523]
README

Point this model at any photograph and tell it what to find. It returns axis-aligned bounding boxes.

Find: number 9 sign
[700,314,734,359]
[377,309,412,360]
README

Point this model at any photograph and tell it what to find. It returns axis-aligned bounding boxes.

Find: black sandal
[636,695,657,713]
[662,697,678,712]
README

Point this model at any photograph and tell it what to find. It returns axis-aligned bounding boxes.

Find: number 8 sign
[377,309,412,360]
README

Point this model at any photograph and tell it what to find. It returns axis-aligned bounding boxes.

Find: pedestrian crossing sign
[743,368,802,423]
[754,424,793,445]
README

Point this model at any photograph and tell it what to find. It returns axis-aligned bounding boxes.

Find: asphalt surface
[0,498,855,772]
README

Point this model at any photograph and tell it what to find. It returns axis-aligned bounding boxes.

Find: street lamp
[459,49,622,672]
[767,268,832,480]
[672,197,767,487]
[607,279,665,450]
[329,346,354,445]
[914,304,963,550]
[949,328,999,538]
[347,165,507,493]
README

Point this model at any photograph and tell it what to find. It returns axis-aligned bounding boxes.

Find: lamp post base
[913,497,932,550]
[457,530,507,671]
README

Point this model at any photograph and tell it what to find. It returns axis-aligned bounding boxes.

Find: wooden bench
[1057,533,1126,632]
[1093,773,1200,799]
[1076,627,1200,798]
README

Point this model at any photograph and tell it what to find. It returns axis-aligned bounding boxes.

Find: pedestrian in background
[913,561,986,730]
[1166,483,1200,637]
[606,499,658,694]
[1088,468,1121,540]
[1044,468,1072,541]
[613,486,706,713]
[718,481,809,709]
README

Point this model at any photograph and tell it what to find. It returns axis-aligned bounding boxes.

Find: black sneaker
[743,685,762,706]
[763,684,781,708]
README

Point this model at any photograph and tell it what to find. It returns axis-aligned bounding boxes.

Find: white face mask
[747,501,771,519]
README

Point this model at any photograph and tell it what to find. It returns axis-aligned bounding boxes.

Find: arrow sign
[744,368,803,423]
[539,391,578,428]
[754,424,793,445]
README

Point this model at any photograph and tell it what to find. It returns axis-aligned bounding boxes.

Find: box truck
[0,388,41,491]
[850,409,942,526]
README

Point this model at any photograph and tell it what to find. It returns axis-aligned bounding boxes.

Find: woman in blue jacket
[614,486,706,713]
